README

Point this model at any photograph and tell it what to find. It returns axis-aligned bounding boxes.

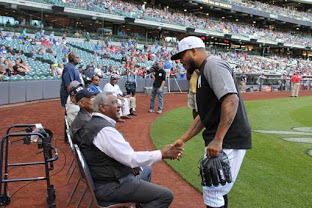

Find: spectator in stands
[291,72,301,97]
[46,46,54,54]
[73,31,82,38]
[89,75,102,94]
[60,51,83,107]
[239,73,247,93]
[0,64,5,80]
[50,64,63,78]
[279,74,288,91]
[0,46,7,55]
[17,47,24,56]
[103,74,132,120]
[85,32,91,42]
[13,58,30,76]
[257,73,266,91]
[75,92,182,207]
[176,60,186,80]
[83,65,95,80]
[71,86,95,137]
[6,62,14,76]
[163,58,172,78]
[94,64,103,77]
[7,47,15,56]
[149,61,166,114]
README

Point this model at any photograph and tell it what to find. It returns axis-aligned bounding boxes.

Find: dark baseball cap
[70,85,84,97]
[75,88,96,103]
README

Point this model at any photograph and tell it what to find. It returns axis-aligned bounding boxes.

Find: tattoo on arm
[223,97,237,127]
[215,94,239,141]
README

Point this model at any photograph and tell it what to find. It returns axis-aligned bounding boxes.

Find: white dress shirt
[103,82,122,96]
[92,112,162,168]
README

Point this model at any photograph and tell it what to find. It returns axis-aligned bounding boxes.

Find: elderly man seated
[103,74,135,120]
[74,93,183,207]
[70,86,96,137]
[65,81,82,127]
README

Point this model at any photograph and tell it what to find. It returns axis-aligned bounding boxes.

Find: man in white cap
[103,74,132,120]
[171,36,252,208]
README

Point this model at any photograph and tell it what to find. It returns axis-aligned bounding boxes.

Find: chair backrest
[74,144,98,206]
[64,115,70,130]
[73,145,136,208]
[66,129,74,151]
[65,114,75,151]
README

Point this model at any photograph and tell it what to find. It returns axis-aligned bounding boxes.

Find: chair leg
[66,159,76,184]
[87,198,93,208]
[66,177,81,207]
[76,186,88,208]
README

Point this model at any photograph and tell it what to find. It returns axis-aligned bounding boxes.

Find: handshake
[160,142,184,160]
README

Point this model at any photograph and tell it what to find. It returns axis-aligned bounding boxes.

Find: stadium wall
[0,79,190,105]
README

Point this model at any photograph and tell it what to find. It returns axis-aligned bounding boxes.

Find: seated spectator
[83,65,95,80]
[0,46,7,55]
[6,63,15,76]
[66,81,82,127]
[74,93,182,207]
[103,75,131,121]
[7,47,15,56]
[73,31,82,38]
[0,64,5,80]
[50,64,63,77]
[37,47,46,56]
[71,86,95,136]
[89,75,102,94]
[13,58,30,76]
[46,46,54,54]
[17,47,24,56]
[94,64,103,77]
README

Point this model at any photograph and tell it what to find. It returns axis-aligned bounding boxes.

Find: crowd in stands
[222,52,312,76]
[230,0,312,22]
[0,27,311,82]
[48,0,312,46]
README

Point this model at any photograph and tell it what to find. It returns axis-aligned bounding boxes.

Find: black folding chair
[67,144,135,208]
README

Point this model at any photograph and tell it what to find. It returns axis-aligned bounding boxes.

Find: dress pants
[94,166,173,208]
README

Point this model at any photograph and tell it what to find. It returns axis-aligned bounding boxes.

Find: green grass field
[151,96,312,208]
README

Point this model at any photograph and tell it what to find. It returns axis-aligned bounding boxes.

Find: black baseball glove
[199,150,232,187]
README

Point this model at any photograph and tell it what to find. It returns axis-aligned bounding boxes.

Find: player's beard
[186,58,197,75]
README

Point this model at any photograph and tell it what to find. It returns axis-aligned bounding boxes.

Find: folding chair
[65,129,77,184]
[69,144,135,208]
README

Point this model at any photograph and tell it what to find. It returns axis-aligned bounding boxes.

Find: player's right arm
[173,115,204,148]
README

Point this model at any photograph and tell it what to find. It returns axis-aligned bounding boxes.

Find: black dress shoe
[121,115,132,119]
[129,112,137,116]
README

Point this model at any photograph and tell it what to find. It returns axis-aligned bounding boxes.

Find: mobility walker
[0,124,58,208]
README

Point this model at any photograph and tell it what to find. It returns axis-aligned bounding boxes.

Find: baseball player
[171,36,252,208]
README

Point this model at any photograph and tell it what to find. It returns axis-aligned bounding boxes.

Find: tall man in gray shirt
[171,36,251,208]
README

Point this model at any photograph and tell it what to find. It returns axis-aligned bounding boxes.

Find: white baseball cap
[171,36,205,60]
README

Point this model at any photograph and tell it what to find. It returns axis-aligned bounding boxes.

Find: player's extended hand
[172,139,184,149]
[157,88,163,93]
[207,139,222,158]
[161,144,184,160]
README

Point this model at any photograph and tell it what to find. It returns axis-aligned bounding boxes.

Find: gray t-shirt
[201,56,237,100]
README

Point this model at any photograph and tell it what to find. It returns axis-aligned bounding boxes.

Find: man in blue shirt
[88,75,102,94]
[60,52,82,107]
